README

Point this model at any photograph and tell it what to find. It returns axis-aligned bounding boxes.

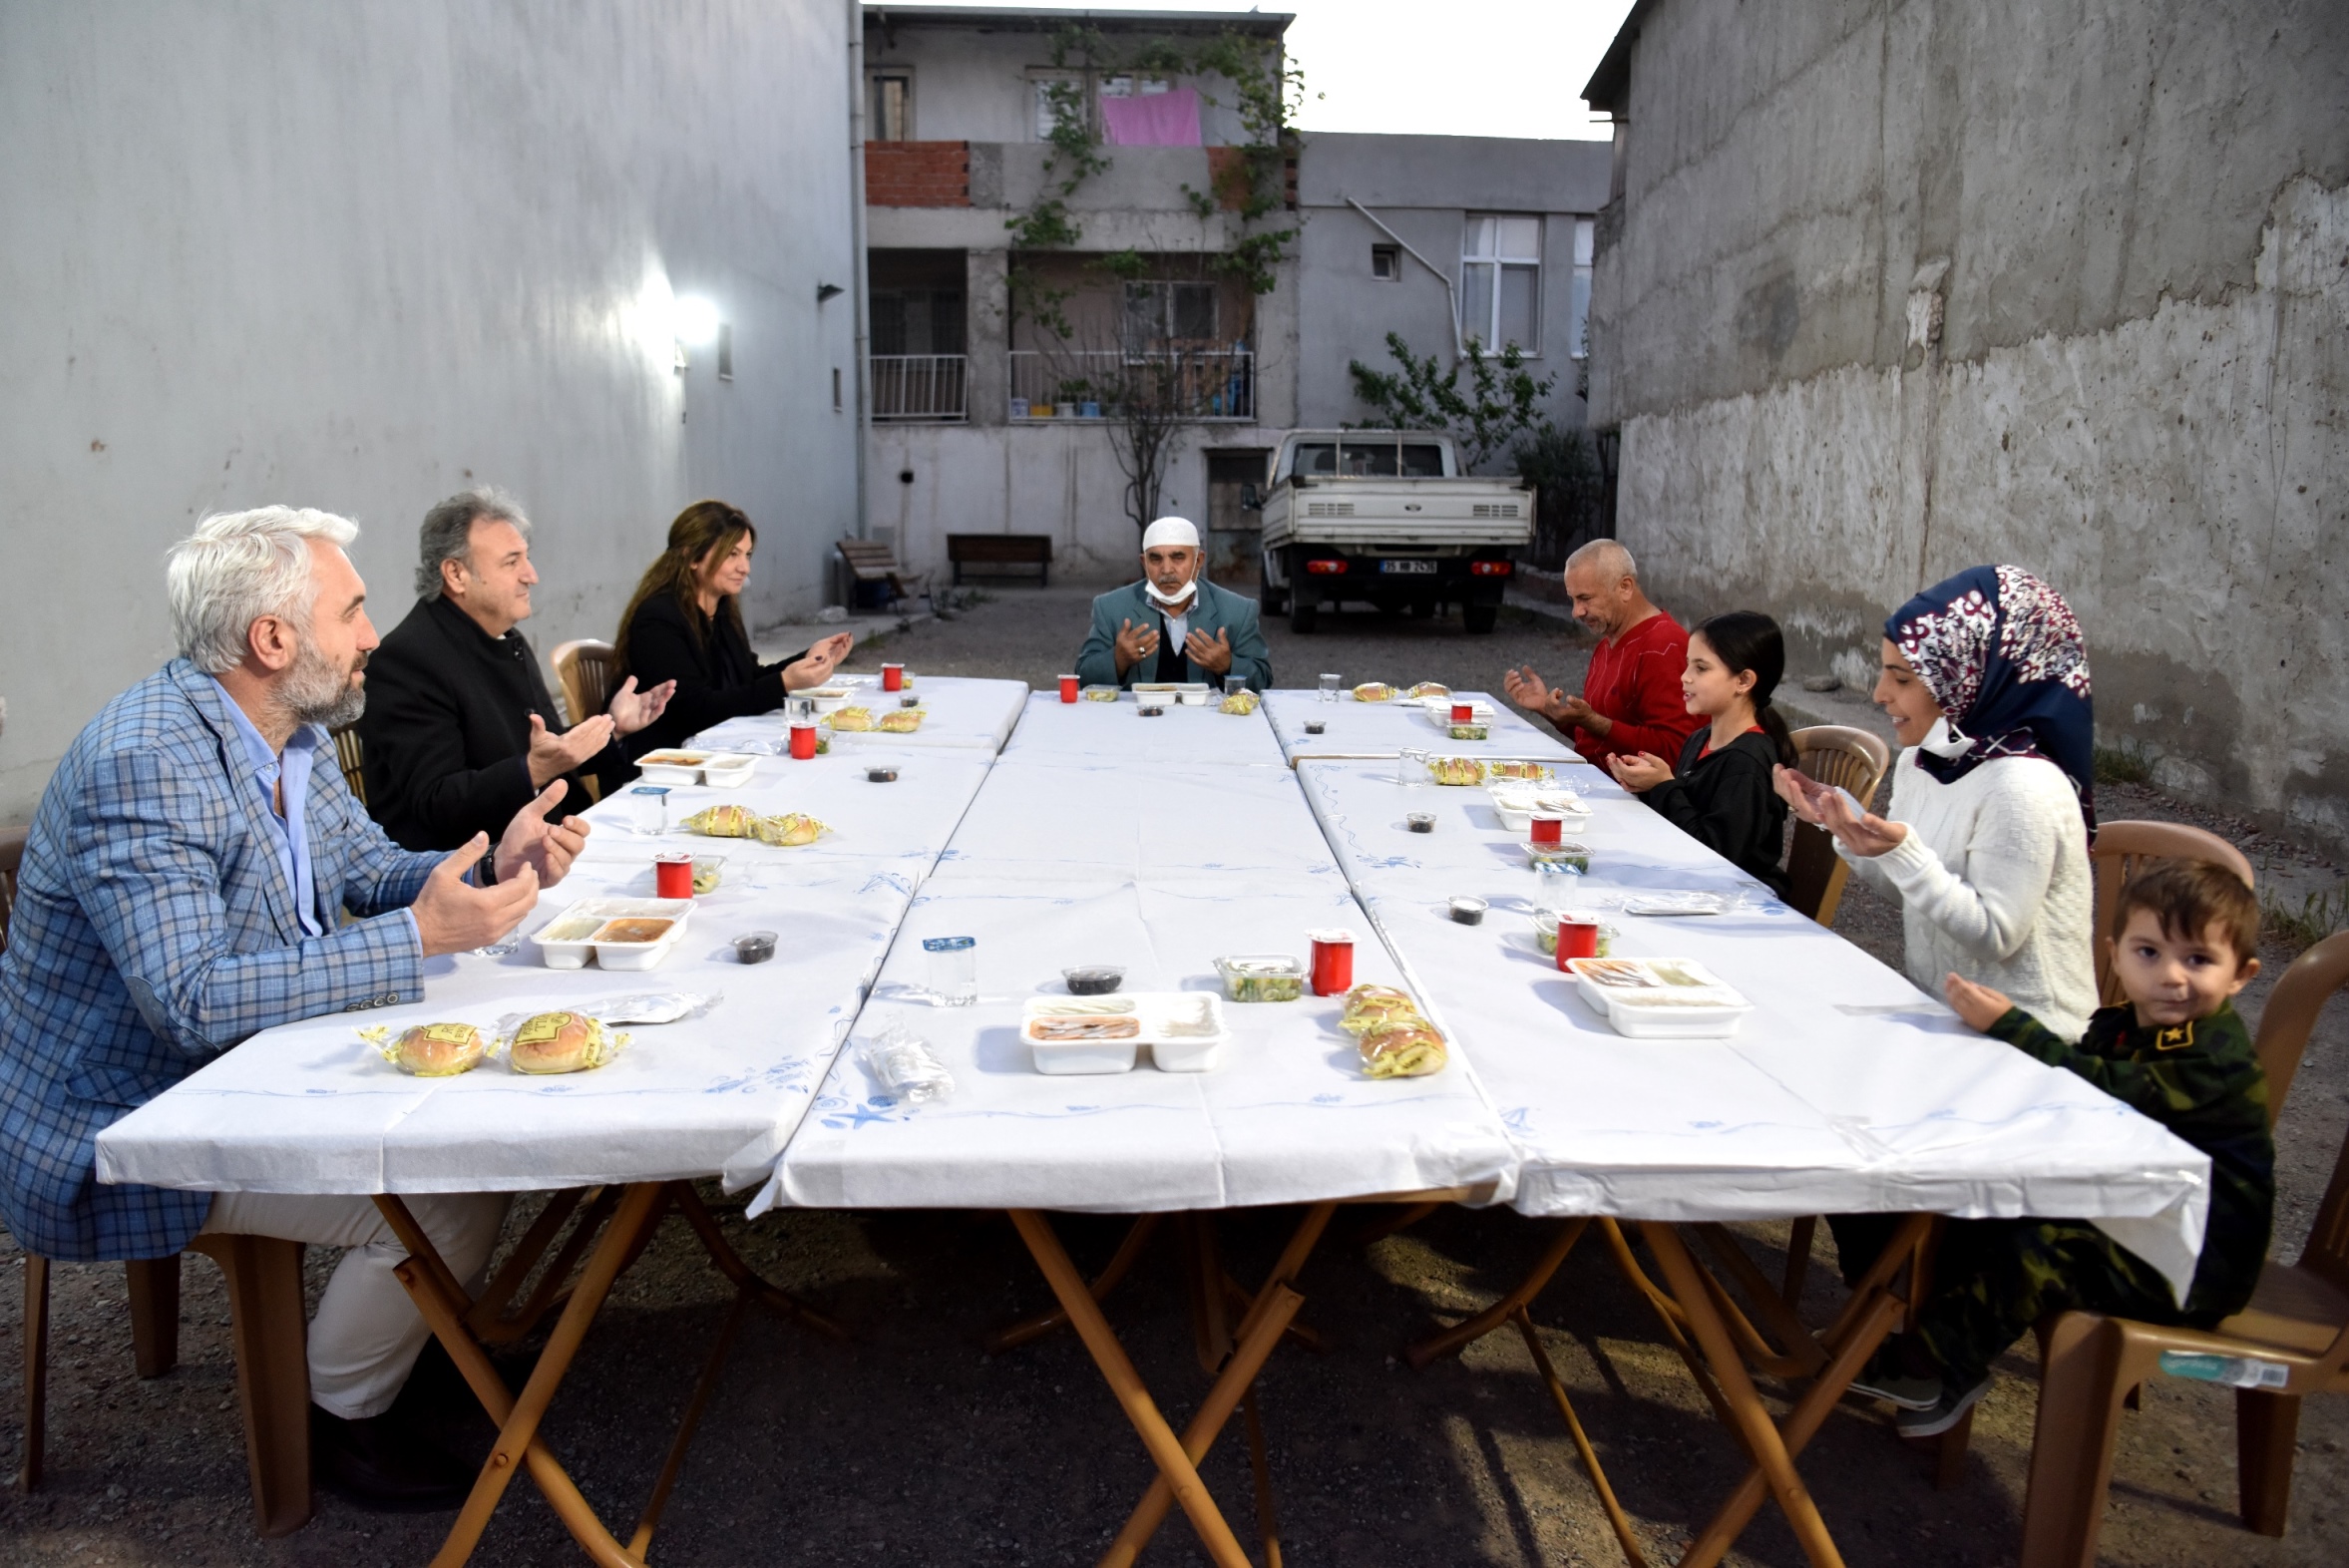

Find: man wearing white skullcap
[1074,517,1273,690]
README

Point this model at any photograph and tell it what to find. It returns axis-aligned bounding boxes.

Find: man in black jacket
[358,489,673,851]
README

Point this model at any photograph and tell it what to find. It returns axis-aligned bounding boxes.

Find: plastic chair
[549,638,619,730]
[2091,821,2255,1005]
[2020,1044,2349,1563]
[326,723,367,808]
[1783,726,1892,928]
[0,825,24,953]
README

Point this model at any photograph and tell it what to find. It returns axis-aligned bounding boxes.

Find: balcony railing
[1007,349,1254,422]
[870,354,967,421]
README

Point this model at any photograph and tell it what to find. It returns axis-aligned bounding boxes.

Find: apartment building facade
[859,5,1611,582]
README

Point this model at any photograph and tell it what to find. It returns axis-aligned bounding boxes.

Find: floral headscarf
[1886,566,2096,832]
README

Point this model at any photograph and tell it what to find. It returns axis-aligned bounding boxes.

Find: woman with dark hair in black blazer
[614,501,856,757]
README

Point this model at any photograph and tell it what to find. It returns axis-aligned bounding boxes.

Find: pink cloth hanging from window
[1098,88,1202,147]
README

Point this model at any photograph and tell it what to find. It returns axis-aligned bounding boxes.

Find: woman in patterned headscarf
[1775,565,2098,1038]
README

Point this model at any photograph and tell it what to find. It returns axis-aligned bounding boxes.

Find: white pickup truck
[1252,429,1532,634]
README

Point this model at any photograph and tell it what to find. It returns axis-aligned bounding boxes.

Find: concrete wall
[1296,135,1614,448]
[0,0,860,823]
[1588,0,2349,847]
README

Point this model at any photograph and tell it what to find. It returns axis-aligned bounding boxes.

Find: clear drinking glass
[1395,747,1424,785]
[1319,672,1342,703]
[1225,674,1247,697]
[923,936,977,1006]
[629,784,670,835]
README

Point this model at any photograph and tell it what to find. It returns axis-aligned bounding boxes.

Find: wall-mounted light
[673,294,721,371]
[817,282,845,304]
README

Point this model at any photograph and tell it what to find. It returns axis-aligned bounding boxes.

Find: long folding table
[1290,751,2212,1567]
[96,679,1026,1564]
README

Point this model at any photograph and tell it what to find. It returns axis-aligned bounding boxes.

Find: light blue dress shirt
[210,681,326,938]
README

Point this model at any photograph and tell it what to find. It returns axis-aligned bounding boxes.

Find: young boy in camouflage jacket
[1852,860,2275,1435]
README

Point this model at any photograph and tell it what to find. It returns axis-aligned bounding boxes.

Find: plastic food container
[1019,993,1231,1074]
[1137,702,1166,717]
[804,687,853,713]
[1132,682,1179,699]
[1214,955,1307,1003]
[1532,908,1616,958]
[587,916,683,972]
[1448,896,1488,926]
[1448,723,1490,741]
[1303,721,1326,735]
[1146,993,1230,1072]
[733,931,777,964]
[635,751,757,788]
[867,766,899,783]
[1567,957,1753,1038]
[1525,840,1593,875]
[1062,966,1125,995]
[1082,686,1121,702]
[691,856,727,895]
[531,898,692,970]
[1173,683,1212,706]
[1406,812,1436,833]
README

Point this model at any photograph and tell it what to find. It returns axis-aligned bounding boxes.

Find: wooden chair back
[0,825,25,955]
[550,639,619,729]
[2251,930,2349,1127]
[1784,726,1892,927]
[2091,821,2256,1006]
[328,724,368,808]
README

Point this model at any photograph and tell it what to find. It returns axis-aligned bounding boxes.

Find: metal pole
[1345,196,1463,360]
[846,0,872,549]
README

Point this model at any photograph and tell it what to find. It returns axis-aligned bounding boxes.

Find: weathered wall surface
[0,1,859,823]
[1590,0,2349,847]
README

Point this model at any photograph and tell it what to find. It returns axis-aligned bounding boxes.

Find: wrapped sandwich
[1339,984,1423,1034]
[828,706,876,732]
[1406,682,1449,699]
[509,1011,623,1074]
[382,1022,488,1077]
[682,803,762,838]
[754,812,828,847]
[1427,755,1487,786]
[877,707,924,733]
[1218,689,1260,715]
[1352,682,1398,702]
[1358,1018,1448,1078]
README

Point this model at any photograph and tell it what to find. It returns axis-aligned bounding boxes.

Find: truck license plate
[1379,559,1437,575]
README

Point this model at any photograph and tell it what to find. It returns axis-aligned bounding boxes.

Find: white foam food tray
[634,750,757,788]
[1020,992,1231,1074]
[1566,957,1753,1038]
[530,897,695,971]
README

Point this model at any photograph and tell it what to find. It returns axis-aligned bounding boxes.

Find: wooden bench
[836,539,929,609]
[948,533,1053,587]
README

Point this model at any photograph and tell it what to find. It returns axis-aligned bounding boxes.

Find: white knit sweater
[1838,751,2098,1039]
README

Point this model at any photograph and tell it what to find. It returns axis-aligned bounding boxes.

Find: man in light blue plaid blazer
[0,507,584,1509]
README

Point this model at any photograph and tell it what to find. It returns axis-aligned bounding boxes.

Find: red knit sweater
[1575,610,1704,766]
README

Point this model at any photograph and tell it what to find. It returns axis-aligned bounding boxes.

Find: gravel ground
[6,580,2345,1567]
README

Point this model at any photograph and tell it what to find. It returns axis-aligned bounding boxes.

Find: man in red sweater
[1502,540,1702,768]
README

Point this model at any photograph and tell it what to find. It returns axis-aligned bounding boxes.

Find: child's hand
[1607,752,1674,793]
[1944,973,2015,1031]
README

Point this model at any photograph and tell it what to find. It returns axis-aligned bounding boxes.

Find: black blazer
[356,595,616,852]
[1640,727,1792,899]
[619,592,809,757]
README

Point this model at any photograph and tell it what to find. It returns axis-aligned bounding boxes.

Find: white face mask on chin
[1143,576,1198,608]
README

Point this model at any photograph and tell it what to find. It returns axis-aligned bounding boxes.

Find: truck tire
[1462,600,1498,635]
[1259,552,1288,614]
[1290,592,1319,634]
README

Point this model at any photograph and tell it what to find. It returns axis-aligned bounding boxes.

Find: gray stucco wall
[1297,135,1613,448]
[0,1,860,824]
[1589,0,2349,848]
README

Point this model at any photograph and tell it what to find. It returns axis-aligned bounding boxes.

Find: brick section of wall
[865,141,970,207]
[1204,146,1300,210]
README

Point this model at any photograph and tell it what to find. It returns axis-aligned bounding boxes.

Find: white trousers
[200,1190,512,1420]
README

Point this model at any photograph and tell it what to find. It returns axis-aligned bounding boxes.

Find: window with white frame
[1030,70,1085,140]
[1460,213,1542,354]
[1569,217,1595,359]
[869,70,913,141]
[1098,75,1172,99]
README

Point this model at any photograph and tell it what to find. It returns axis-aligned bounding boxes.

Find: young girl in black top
[1606,609,1795,898]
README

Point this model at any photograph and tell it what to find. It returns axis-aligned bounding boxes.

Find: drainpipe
[1346,196,1463,360]
[847,0,872,547]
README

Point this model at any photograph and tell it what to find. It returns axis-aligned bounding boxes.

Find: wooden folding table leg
[1404,1217,1589,1370]
[1509,1304,1648,1568]
[1640,1223,1846,1568]
[1008,1210,1255,1568]
[127,1254,181,1378]
[187,1234,313,1539]
[667,1181,847,1342]
[1780,1216,1818,1308]
[986,1213,1161,1354]
[380,1187,664,1568]
[18,1253,49,1492]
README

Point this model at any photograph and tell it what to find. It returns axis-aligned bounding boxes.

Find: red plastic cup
[788,722,818,760]
[881,663,905,692]
[1059,673,1080,703]
[1529,813,1565,845]
[1451,702,1474,724]
[1309,929,1356,996]
[653,853,694,900]
[1555,918,1600,966]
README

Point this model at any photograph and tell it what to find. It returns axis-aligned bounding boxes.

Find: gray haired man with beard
[0,507,587,1512]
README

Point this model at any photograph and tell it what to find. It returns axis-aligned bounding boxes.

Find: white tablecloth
[1292,759,2213,1299]
[690,674,1030,755]
[95,743,1008,1197]
[1262,688,1575,766]
[1000,690,1288,769]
